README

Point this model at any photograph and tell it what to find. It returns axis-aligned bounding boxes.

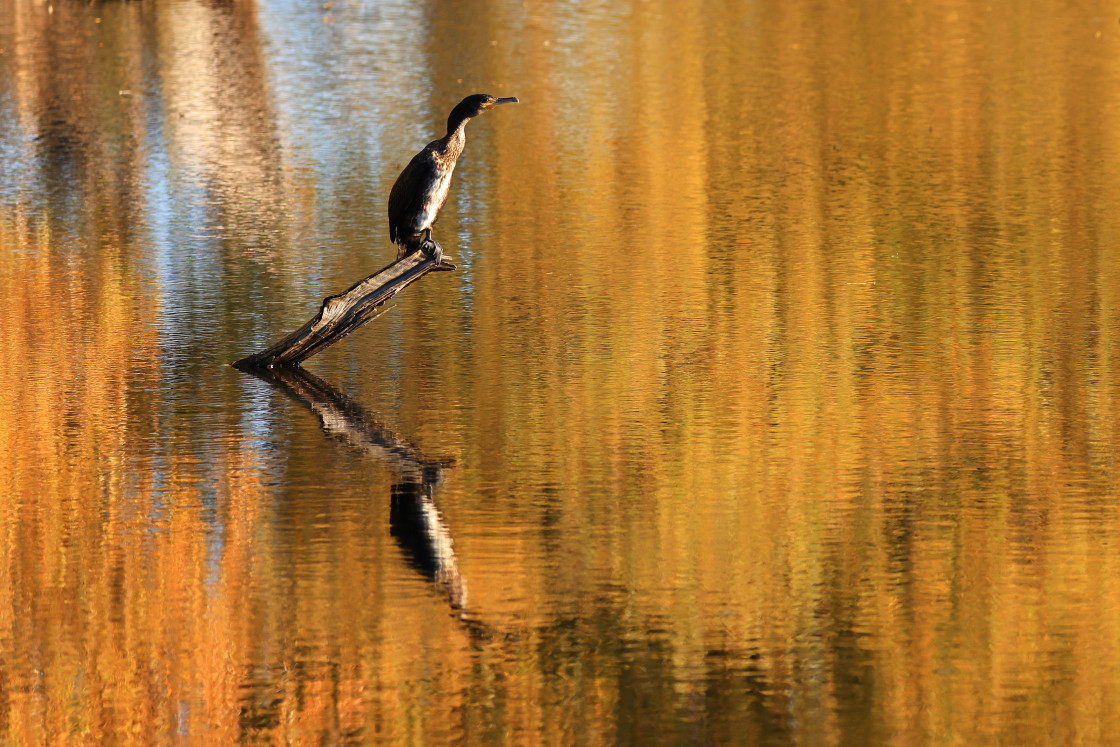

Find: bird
[388,93,519,266]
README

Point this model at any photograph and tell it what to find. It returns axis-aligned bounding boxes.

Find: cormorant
[388,93,519,265]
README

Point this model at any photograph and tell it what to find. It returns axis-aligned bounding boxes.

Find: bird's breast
[422,166,455,211]
[408,165,456,233]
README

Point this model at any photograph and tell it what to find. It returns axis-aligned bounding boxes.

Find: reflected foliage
[2,0,1120,743]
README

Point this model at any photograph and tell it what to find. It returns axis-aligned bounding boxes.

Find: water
[3,0,1120,742]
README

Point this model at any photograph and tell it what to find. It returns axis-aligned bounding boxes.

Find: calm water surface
[3,0,1120,743]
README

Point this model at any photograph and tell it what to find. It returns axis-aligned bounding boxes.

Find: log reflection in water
[245,365,467,612]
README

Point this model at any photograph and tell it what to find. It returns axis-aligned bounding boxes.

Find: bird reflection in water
[244,365,467,613]
[390,480,466,610]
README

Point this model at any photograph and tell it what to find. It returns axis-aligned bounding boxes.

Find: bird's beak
[493,97,519,106]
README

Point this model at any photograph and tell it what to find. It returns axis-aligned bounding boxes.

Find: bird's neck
[437,121,467,158]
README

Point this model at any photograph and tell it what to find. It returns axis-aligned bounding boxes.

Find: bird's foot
[421,237,444,266]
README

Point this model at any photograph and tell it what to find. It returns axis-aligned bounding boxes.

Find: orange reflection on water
[3,0,1120,742]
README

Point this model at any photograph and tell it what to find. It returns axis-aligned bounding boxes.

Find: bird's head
[447,93,519,133]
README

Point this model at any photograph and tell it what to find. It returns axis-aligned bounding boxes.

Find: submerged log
[233,249,454,369]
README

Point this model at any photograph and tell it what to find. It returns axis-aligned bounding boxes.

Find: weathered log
[233,249,454,369]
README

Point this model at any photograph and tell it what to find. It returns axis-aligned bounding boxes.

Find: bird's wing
[388,148,440,243]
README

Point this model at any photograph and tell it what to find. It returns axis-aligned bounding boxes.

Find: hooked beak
[492,96,519,106]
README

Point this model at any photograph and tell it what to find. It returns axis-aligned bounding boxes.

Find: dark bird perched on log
[388,93,519,265]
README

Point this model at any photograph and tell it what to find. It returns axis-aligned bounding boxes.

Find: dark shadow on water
[242,364,478,624]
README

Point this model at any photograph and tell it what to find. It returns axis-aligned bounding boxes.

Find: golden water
[2,0,1120,742]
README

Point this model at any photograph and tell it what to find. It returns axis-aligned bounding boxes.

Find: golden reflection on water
[2,0,1120,742]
